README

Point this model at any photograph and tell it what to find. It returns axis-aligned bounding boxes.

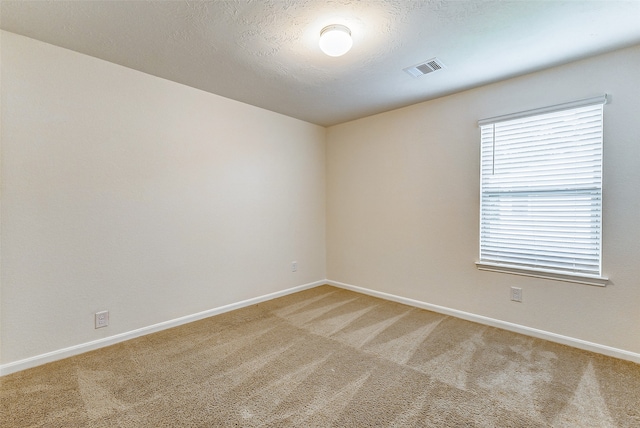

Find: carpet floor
[1,285,639,427]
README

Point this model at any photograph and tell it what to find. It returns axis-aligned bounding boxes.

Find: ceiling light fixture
[319,24,353,57]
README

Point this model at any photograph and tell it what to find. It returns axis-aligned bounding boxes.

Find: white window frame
[476,95,609,286]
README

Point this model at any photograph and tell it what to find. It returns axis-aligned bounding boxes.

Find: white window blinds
[478,96,606,280]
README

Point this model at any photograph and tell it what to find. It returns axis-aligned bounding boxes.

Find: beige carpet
[2,285,639,427]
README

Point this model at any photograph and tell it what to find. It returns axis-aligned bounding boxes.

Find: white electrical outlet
[95,310,109,328]
[291,261,298,272]
[510,287,523,302]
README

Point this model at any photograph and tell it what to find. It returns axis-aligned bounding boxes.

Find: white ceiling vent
[404,58,446,78]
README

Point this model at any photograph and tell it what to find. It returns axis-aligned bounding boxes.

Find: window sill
[475,262,609,287]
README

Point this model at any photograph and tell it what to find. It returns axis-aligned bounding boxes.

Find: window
[476,96,608,286]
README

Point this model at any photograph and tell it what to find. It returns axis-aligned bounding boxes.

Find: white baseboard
[326,280,640,364]
[4,278,637,376]
[0,280,325,376]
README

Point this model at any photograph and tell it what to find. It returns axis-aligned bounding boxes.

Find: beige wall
[327,45,640,355]
[1,31,326,365]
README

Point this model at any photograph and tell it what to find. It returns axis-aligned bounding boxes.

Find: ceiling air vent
[403,58,446,78]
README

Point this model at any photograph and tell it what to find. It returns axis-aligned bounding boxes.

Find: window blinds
[479,97,606,277]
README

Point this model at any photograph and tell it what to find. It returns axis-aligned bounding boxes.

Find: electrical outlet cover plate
[510,287,523,302]
[95,310,109,328]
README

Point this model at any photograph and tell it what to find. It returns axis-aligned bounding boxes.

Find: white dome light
[319,24,353,57]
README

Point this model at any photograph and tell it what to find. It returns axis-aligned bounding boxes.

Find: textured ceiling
[2,0,640,126]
